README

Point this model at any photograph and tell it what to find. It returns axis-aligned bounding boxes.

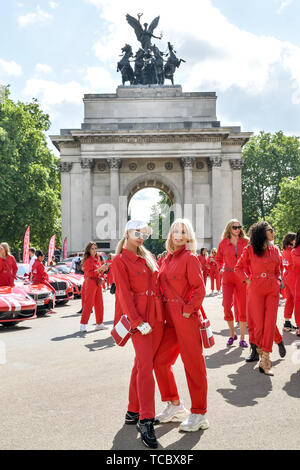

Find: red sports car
[16,264,54,315]
[49,265,84,298]
[0,286,37,327]
[48,274,74,304]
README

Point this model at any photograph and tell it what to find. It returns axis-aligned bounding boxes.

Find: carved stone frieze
[58,161,73,173]
[180,157,195,169]
[207,156,222,170]
[80,158,95,170]
[230,159,243,170]
[79,134,225,145]
[106,158,122,170]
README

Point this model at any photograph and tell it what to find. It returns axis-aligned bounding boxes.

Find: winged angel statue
[126,13,162,52]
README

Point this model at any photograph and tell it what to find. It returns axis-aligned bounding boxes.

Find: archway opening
[128,187,175,256]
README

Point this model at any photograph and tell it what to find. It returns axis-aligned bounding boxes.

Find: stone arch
[124,173,182,208]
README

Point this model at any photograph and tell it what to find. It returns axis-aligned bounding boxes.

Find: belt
[163,297,182,304]
[252,273,277,279]
[134,290,156,297]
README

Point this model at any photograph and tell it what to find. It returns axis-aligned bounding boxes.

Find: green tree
[269,176,300,245]
[242,131,300,231]
[144,191,174,256]
[0,86,61,255]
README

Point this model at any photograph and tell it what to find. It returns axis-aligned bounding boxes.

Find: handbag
[164,276,215,349]
[111,315,134,347]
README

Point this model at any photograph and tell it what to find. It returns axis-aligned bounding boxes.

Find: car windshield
[50,265,71,274]
[17,265,29,276]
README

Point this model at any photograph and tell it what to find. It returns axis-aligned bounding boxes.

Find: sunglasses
[132,230,150,241]
[266,228,274,234]
[232,225,242,230]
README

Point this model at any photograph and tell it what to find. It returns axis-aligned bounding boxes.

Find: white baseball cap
[125,220,148,232]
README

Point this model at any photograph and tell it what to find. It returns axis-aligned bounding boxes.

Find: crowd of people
[1,218,300,449]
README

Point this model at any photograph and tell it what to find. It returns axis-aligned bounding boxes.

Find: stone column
[180,157,195,222]
[107,158,122,247]
[230,158,243,223]
[58,162,73,253]
[80,158,94,245]
[208,156,223,247]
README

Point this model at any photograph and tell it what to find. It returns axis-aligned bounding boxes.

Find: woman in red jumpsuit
[215,219,248,348]
[154,218,209,433]
[282,233,297,331]
[80,242,108,332]
[31,250,56,298]
[0,243,18,287]
[112,220,164,449]
[291,228,300,337]
[235,222,281,375]
[198,248,209,287]
[208,248,221,294]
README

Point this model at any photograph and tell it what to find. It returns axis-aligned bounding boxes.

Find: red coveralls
[282,247,296,320]
[112,249,164,421]
[235,245,281,353]
[31,259,56,295]
[198,254,209,286]
[80,255,104,325]
[154,246,207,415]
[0,255,18,287]
[208,255,221,291]
[291,246,300,329]
[215,238,248,322]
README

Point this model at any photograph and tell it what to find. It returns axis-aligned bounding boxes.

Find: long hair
[248,221,269,256]
[0,242,11,256]
[166,218,197,254]
[82,241,98,266]
[200,247,206,256]
[295,228,300,249]
[282,232,296,250]
[116,235,158,273]
[222,219,246,240]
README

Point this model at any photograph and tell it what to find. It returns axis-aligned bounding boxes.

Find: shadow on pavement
[111,422,204,450]
[216,360,282,407]
[85,336,116,352]
[283,369,300,398]
[205,347,244,369]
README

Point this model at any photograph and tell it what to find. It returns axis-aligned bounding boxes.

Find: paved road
[1,289,300,450]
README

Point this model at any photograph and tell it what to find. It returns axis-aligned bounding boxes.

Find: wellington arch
[50,85,252,253]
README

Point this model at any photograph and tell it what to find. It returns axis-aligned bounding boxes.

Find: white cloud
[48,1,58,9]
[86,0,300,106]
[0,58,22,76]
[84,66,118,91]
[18,5,53,27]
[24,79,85,110]
[277,0,294,13]
[34,63,53,74]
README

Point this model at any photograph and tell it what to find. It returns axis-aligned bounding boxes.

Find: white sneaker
[179,413,209,432]
[155,402,189,423]
[95,323,108,330]
[80,324,87,332]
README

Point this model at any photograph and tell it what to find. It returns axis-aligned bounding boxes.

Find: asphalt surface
[1,288,300,451]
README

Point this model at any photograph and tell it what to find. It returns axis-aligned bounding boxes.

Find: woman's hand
[137,322,152,335]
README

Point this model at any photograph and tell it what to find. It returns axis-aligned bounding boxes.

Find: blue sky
[1,0,300,149]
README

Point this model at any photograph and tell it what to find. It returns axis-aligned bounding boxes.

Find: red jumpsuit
[198,254,209,286]
[215,237,248,322]
[81,255,105,325]
[106,259,114,288]
[282,247,296,320]
[154,246,207,415]
[235,245,281,353]
[31,259,56,295]
[112,249,164,421]
[208,255,221,291]
[0,255,18,287]
[291,246,300,330]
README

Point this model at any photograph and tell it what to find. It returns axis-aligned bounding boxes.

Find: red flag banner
[63,237,68,260]
[48,234,56,266]
[23,226,30,264]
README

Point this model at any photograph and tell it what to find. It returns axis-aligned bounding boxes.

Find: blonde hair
[0,242,11,256]
[116,232,158,273]
[222,219,246,240]
[166,218,197,254]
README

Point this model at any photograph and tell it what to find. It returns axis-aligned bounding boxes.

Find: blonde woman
[0,242,18,287]
[154,219,209,432]
[112,220,164,449]
[215,219,248,348]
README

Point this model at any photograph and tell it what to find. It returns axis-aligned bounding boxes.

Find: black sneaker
[136,420,158,449]
[283,321,297,331]
[125,411,139,425]
[278,341,286,358]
